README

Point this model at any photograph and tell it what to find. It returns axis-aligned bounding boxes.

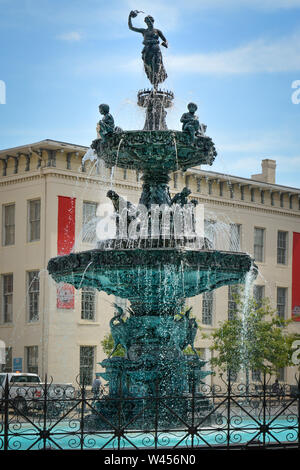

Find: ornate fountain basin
[91,130,217,174]
[48,248,256,315]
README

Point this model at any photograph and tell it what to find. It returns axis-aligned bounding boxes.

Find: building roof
[0,139,88,157]
[186,167,300,194]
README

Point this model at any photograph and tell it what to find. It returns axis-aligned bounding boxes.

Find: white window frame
[82,201,98,243]
[2,203,15,246]
[2,273,13,324]
[81,287,96,321]
[277,231,288,265]
[254,227,265,263]
[27,271,40,322]
[27,199,41,242]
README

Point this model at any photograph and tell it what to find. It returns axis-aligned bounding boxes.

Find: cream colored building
[0,139,299,387]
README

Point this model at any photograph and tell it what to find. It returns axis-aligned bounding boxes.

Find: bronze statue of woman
[128,10,168,88]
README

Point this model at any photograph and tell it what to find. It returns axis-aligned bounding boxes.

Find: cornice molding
[0,168,299,218]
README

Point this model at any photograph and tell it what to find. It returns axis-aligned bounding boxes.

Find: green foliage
[205,293,296,375]
[183,346,201,356]
[101,333,125,357]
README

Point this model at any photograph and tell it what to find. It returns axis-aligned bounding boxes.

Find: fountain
[47,11,257,431]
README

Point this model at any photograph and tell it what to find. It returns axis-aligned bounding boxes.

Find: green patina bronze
[47,11,257,431]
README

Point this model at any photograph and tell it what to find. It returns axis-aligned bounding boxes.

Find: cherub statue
[107,190,138,238]
[171,187,191,206]
[97,104,115,141]
[180,103,206,142]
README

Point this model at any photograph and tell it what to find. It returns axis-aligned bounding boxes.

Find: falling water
[173,134,179,171]
[110,138,124,190]
[203,211,243,252]
[239,264,257,379]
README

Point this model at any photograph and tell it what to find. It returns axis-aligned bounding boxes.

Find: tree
[204,293,298,379]
[101,333,125,357]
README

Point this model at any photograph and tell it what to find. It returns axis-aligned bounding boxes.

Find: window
[27,271,40,322]
[251,369,261,382]
[277,287,287,319]
[174,173,178,189]
[251,188,255,202]
[277,368,285,382]
[202,291,213,325]
[204,219,216,248]
[10,374,40,383]
[254,228,265,262]
[80,346,95,385]
[230,224,241,252]
[261,190,264,204]
[228,285,240,320]
[271,192,275,206]
[280,193,284,208]
[253,285,265,308]
[219,182,224,197]
[81,287,96,321]
[66,153,72,170]
[0,346,12,372]
[208,180,213,195]
[82,201,98,243]
[28,199,41,242]
[2,274,13,323]
[25,346,38,374]
[240,186,244,201]
[196,177,201,193]
[277,231,288,265]
[47,150,56,167]
[3,204,15,246]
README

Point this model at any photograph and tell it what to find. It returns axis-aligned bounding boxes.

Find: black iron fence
[0,373,300,451]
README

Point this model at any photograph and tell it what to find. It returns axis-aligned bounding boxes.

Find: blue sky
[0,0,300,187]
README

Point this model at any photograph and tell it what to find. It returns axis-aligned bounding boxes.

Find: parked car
[0,372,75,416]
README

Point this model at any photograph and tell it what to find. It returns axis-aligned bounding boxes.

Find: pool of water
[1,418,298,450]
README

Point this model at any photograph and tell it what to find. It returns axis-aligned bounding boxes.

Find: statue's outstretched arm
[128,11,144,34]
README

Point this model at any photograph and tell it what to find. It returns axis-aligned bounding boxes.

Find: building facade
[0,139,299,386]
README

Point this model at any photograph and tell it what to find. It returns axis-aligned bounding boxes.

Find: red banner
[57,196,76,256]
[57,196,76,309]
[292,232,300,321]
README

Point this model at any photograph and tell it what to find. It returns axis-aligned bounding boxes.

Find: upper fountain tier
[91,129,217,180]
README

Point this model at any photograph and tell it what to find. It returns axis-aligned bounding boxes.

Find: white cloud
[57,31,82,42]
[165,32,300,75]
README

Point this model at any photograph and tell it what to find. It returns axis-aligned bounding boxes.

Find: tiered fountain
[48,11,257,430]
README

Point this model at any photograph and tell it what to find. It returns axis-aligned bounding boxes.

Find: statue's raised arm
[128,10,145,34]
[128,10,168,88]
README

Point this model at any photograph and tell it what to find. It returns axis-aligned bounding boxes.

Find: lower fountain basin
[48,248,257,315]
